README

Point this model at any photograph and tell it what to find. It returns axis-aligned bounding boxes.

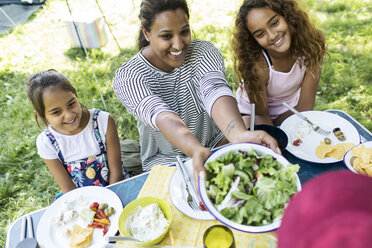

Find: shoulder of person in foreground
[278,170,372,248]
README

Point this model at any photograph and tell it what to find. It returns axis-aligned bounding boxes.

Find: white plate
[280,111,360,164]
[169,159,214,220]
[343,141,372,174]
[36,186,123,248]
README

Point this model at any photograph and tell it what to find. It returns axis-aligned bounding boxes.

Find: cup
[203,225,235,248]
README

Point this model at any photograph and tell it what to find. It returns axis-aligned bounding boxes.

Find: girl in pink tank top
[232,0,327,127]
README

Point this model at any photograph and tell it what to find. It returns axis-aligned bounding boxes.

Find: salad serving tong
[175,155,201,211]
[282,102,331,136]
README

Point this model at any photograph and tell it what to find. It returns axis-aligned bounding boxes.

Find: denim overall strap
[44,128,65,164]
[92,109,105,153]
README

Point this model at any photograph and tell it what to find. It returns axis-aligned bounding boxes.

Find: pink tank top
[237,50,306,120]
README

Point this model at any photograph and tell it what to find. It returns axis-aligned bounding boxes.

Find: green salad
[205,149,300,226]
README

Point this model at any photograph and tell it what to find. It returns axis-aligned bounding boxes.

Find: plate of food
[198,143,301,233]
[343,141,372,176]
[169,159,214,220]
[36,186,123,248]
[280,111,360,164]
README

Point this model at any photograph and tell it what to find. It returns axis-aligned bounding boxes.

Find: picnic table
[5,109,372,248]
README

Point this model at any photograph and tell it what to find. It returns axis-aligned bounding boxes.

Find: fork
[282,102,331,136]
[175,157,201,211]
[185,183,200,211]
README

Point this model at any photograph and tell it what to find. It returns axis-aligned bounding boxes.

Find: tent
[0,0,45,34]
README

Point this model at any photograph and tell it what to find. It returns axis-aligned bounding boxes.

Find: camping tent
[0,0,45,34]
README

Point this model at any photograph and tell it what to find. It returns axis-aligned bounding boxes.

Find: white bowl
[198,143,301,233]
[343,141,372,174]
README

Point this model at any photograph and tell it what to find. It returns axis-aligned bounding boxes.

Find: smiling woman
[113,0,280,187]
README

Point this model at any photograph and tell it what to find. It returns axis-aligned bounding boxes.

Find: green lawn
[0,0,371,246]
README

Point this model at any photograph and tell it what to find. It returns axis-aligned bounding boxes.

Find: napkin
[120,165,277,248]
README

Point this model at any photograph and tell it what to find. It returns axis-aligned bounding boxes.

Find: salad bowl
[199,143,301,233]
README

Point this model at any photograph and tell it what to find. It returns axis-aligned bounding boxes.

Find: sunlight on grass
[0,0,371,246]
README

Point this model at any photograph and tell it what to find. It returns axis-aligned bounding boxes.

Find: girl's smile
[272,34,285,47]
[63,115,77,125]
[41,87,88,135]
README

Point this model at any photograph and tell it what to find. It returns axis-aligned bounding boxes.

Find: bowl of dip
[118,197,172,246]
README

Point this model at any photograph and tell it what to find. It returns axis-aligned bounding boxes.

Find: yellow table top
[116,165,277,248]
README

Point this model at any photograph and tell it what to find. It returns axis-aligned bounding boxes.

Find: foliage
[0,0,371,246]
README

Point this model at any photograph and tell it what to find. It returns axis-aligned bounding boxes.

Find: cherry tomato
[95,210,108,219]
[88,221,105,229]
[199,201,207,211]
[90,202,99,211]
[293,139,302,146]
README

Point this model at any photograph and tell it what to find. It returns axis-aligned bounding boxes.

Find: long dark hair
[232,0,326,94]
[26,69,81,127]
[137,0,190,50]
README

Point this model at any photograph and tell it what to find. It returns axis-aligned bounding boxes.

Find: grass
[0,0,371,246]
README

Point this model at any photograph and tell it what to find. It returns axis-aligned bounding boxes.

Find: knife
[175,155,201,206]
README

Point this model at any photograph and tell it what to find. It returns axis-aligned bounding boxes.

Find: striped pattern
[113,40,235,171]
[65,16,109,48]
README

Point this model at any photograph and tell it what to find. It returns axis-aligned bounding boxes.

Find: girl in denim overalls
[27,69,129,194]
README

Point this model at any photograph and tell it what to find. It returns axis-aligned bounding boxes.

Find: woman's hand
[234,130,281,154]
[191,147,211,191]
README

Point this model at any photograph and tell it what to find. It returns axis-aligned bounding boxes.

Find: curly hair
[232,0,326,96]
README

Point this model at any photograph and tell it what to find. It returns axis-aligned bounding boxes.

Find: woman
[113,0,279,183]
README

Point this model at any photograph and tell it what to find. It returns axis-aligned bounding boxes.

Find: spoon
[16,215,39,248]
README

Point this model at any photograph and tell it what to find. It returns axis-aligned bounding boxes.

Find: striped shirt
[113,39,235,171]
